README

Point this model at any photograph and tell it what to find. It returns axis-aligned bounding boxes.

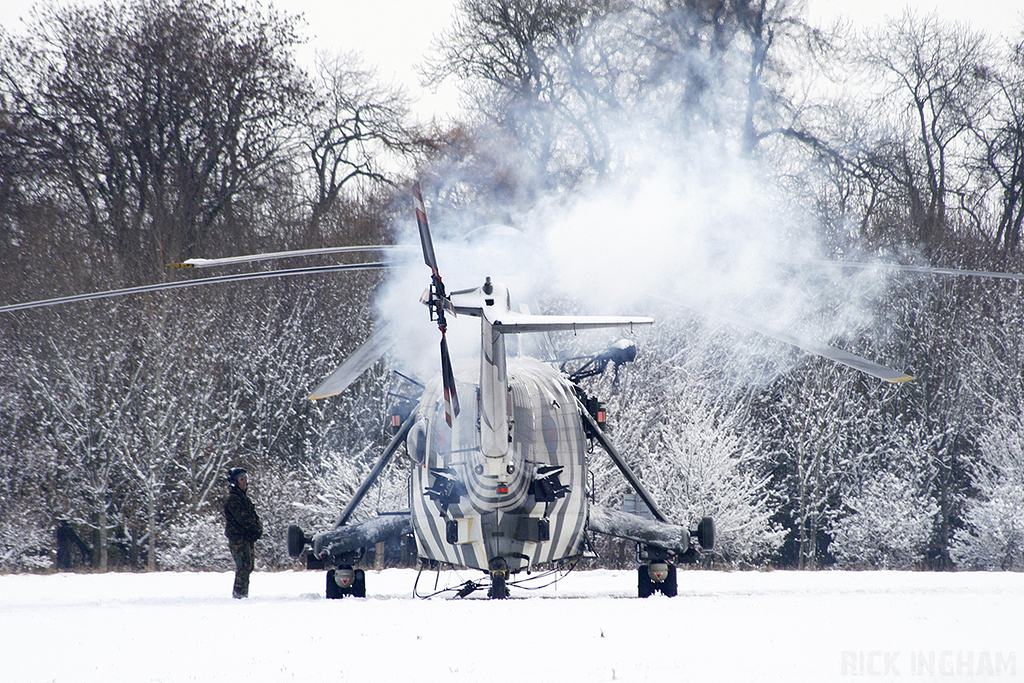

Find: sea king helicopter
[6,183,1022,598]
[286,183,716,599]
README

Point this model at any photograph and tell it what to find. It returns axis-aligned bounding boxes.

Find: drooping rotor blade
[0,262,388,314]
[412,181,460,423]
[656,296,913,383]
[308,325,395,400]
[169,245,412,269]
[760,257,1024,380]
[709,307,914,383]
[333,413,417,528]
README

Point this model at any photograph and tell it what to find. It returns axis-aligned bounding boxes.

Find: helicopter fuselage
[409,357,588,573]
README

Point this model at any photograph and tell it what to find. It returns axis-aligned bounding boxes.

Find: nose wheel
[488,573,509,599]
[488,557,510,599]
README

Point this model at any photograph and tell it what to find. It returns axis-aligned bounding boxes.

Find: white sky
[2,0,1023,123]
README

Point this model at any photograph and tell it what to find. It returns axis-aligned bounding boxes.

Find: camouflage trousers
[229,540,255,598]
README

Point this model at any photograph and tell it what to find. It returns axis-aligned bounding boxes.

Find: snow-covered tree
[831,470,938,569]
[952,412,1024,570]
[587,315,786,567]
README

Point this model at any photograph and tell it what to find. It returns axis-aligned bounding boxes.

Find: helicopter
[281,183,720,599]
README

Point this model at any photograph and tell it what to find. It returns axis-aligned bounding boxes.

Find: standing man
[224,467,262,599]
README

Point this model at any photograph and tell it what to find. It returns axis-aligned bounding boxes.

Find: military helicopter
[284,183,717,599]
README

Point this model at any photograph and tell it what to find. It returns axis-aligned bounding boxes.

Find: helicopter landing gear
[638,545,678,598]
[638,562,677,597]
[326,567,366,599]
[694,516,715,551]
[488,557,510,599]
[488,573,509,599]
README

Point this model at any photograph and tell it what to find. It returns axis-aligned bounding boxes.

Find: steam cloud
[376,135,889,389]
[372,9,893,390]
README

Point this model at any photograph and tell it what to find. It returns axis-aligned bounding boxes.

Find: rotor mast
[480,289,510,459]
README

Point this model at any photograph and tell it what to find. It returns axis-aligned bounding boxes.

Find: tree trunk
[147,494,157,571]
[97,504,108,572]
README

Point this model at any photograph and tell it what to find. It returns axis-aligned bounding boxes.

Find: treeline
[0,0,420,571]
[2,0,1023,572]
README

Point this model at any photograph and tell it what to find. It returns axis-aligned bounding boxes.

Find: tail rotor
[413,182,460,426]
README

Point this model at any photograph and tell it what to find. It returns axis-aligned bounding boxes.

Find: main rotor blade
[169,245,411,269]
[710,307,914,383]
[656,296,913,383]
[0,262,388,314]
[308,326,395,400]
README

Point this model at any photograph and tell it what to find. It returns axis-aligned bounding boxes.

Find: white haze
[359,0,918,390]
[0,1,992,387]
[1,0,906,385]
[374,220,559,385]
[377,128,892,389]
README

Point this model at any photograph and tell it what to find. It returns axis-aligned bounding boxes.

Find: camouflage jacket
[224,487,263,543]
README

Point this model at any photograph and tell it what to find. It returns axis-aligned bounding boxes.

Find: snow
[2,568,1021,682]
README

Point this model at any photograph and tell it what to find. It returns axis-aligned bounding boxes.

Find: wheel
[487,557,509,599]
[353,569,366,598]
[488,574,508,599]
[637,565,655,598]
[327,567,361,599]
[287,525,306,558]
[659,564,677,597]
[326,569,342,599]
[697,517,715,550]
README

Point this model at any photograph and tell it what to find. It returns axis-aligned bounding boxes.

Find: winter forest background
[2,0,1024,574]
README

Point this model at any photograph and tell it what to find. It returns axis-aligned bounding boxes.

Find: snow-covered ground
[1,567,1021,682]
